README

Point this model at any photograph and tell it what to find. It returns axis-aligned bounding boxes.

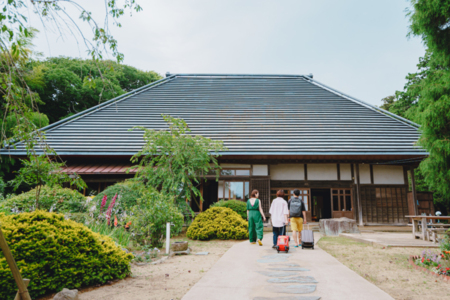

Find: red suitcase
[276,227,289,253]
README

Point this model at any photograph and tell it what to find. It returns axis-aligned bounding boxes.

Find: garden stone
[257,254,291,263]
[270,285,317,294]
[254,297,321,300]
[268,276,318,284]
[195,252,209,255]
[258,271,300,277]
[319,217,359,236]
[268,268,309,272]
[172,248,190,256]
[171,241,188,251]
[52,288,79,300]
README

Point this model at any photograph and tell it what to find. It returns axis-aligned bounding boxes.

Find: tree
[130,115,226,208]
[0,1,143,195]
[399,0,450,211]
[27,57,161,123]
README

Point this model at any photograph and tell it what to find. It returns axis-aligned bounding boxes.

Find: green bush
[0,185,86,213]
[128,188,184,247]
[0,211,133,299]
[211,199,247,219]
[93,180,145,215]
[187,207,248,240]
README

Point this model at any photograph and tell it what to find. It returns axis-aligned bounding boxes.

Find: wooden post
[410,166,418,215]
[0,225,32,300]
[199,182,204,212]
[355,164,363,226]
[14,279,30,300]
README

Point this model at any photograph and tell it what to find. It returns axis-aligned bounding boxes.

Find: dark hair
[293,189,300,196]
[251,189,259,198]
[276,190,285,197]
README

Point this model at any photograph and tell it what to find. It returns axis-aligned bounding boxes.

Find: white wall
[373,165,404,184]
[253,165,268,176]
[340,164,352,180]
[307,164,337,180]
[270,164,305,180]
[358,164,371,184]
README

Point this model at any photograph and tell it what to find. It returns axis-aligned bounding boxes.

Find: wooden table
[405,215,450,241]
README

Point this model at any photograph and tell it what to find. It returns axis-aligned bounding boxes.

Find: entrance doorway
[311,189,332,221]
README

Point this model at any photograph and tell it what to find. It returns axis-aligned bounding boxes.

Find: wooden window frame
[218,180,250,201]
[270,187,311,212]
[331,188,353,212]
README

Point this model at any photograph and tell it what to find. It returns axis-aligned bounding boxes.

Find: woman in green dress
[247,189,266,246]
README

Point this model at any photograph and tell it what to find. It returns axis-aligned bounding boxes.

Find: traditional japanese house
[2,73,428,225]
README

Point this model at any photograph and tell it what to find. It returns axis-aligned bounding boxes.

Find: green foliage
[211,199,247,220]
[93,180,146,215]
[86,222,131,248]
[131,115,225,207]
[128,187,184,247]
[28,57,162,123]
[0,185,86,213]
[9,155,86,209]
[0,211,133,299]
[187,207,249,241]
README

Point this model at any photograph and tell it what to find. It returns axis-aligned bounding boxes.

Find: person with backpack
[288,189,307,248]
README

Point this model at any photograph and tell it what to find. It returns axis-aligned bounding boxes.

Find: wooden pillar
[0,226,32,300]
[199,182,204,212]
[355,164,363,226]
[410,166,418,215]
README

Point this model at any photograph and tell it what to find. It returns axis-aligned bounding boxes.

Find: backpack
[290,197,303,218]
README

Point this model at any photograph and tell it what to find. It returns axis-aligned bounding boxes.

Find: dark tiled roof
[2,74,426,156]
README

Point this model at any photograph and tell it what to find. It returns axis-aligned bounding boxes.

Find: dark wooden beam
[304,164,308,181]
[337,163,341,181]
[369,164,374,184]
[410,166,418,215]
[355,164,363,226]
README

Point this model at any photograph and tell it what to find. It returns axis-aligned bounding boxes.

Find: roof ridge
[168,73,312,79]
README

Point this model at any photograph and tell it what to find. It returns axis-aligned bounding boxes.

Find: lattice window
[361,186,408,224]
[250,179,270,213]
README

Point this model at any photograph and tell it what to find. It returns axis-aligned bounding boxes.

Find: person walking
[288,189,307,248]
[247,189,266,246]
[269,190,289,249]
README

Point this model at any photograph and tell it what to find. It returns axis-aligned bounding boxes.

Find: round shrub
[0,211,133,299]
[93,180,145,215]
[187,207,248,240]
[211,199,247,219]
[0,185,86,213]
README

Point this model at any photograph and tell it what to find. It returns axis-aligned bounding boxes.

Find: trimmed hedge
[187,207,248,240]
[211,199,247,219]
[0,211,133,299]
[0,185,86,213]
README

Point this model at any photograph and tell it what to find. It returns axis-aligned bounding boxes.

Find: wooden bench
[427,228,450,244]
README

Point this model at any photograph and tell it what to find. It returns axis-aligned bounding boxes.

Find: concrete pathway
[182,233,394,300]
[341,232,440,248]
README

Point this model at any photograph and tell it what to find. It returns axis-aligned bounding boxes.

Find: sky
[29,0,425,107]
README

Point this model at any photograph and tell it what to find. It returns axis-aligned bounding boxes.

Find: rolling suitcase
[276,226,289,253]
[301,224,314,249]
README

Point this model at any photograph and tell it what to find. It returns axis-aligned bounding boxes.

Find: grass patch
[318,236,450,300]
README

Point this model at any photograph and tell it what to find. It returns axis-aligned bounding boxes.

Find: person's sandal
[250,242,256,244]
[258,239,263,246]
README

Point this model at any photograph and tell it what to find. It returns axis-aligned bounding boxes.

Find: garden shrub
[0,211,133,299]
[0,185,86,213]
[211,199,247,219]
[128,188,184,247]
[93,180,145,215]
[187,207,248,240]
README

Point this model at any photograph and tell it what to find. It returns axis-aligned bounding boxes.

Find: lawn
[318,236,450,300]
